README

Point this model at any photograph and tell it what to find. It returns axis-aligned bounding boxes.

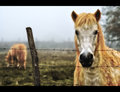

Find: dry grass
[0,50,76,86]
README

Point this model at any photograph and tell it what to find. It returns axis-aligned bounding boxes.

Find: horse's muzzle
[79,53,93,67]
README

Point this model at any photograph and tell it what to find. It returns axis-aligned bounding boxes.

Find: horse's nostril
[88,53,93,60]
[80,54,85,61]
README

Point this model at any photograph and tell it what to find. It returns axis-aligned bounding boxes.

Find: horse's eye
[93,30,98,35]
[75,30,79,35]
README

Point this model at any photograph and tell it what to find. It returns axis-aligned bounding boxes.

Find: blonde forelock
[75,13,97,28]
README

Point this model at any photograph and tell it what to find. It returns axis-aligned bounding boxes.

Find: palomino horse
[5,44,27,69]
[71,9,120,86]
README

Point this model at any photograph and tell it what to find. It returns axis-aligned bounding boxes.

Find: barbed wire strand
[1,65,120,68]
[0,48,120,51]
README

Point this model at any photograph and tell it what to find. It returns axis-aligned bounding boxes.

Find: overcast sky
[0,6,103,42]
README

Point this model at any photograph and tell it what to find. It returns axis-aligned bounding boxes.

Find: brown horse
[71,9,120,86]
[5,44,27,69]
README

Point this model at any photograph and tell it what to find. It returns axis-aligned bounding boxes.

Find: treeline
[0,41,75,51]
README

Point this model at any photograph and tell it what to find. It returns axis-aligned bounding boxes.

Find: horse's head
[71,9,101,68]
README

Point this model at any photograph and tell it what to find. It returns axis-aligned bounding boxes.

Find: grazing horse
[71,9,120,86]
[5,44,27,69]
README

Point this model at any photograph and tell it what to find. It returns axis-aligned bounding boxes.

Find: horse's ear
[71,11,78,22]
[94,9,101,21]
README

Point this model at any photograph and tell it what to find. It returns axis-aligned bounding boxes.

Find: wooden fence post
[26,27,40,86]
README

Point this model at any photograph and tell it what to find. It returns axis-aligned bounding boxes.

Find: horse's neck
[83,68,101,86]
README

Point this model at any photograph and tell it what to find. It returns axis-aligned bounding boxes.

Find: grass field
[0,50,76,86]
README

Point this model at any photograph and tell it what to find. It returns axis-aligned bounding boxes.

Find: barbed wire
[1,65,120,68]
[0,48,120,51]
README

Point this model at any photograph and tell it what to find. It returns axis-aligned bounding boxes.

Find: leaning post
[26,27,40,86]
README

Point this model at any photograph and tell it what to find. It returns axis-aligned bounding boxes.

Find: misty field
[0,50,76,86]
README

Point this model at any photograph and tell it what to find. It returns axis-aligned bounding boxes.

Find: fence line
[0,48,120,51]
[1,65,120,68]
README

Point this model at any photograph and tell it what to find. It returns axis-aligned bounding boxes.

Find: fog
[0,6,102,42]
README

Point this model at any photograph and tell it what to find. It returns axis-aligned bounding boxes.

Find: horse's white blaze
[76,24,98,57]
[80,48,93,56]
